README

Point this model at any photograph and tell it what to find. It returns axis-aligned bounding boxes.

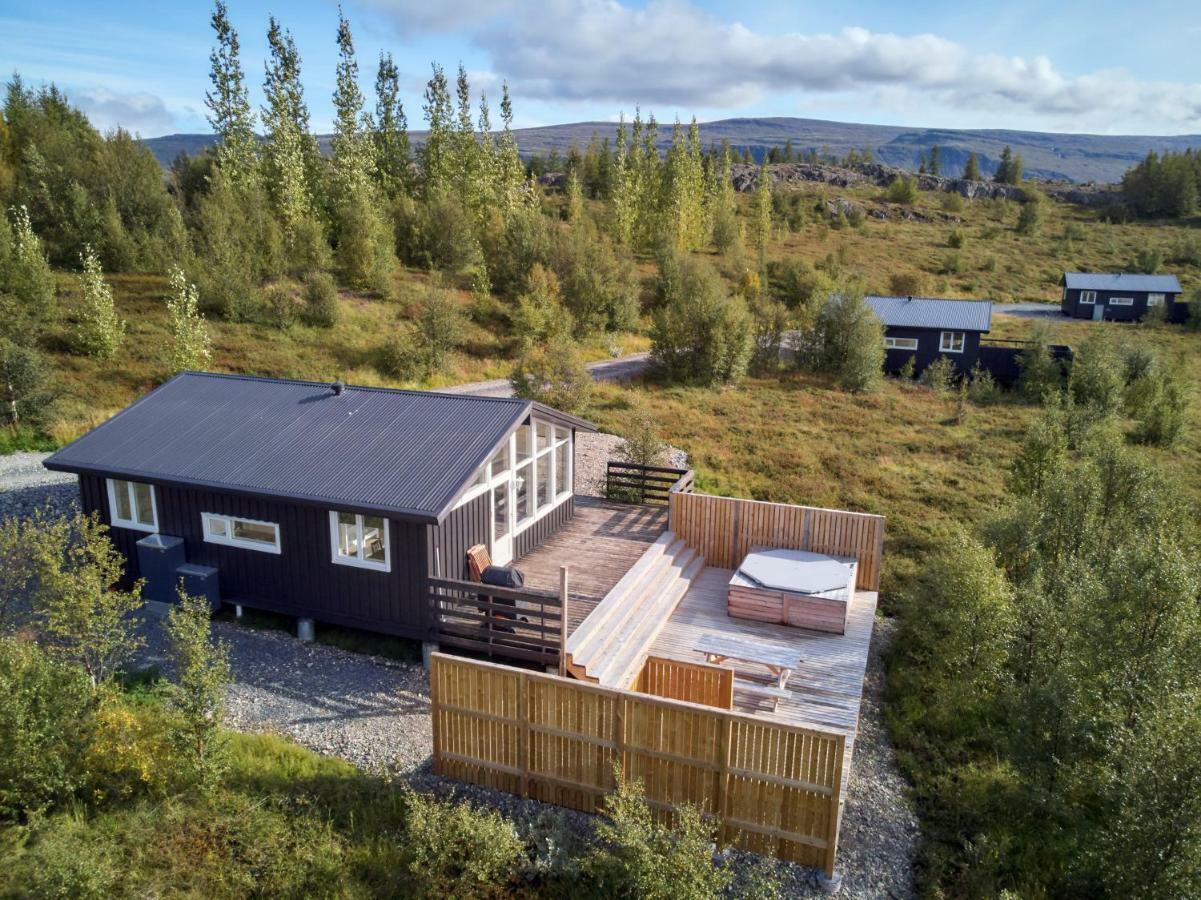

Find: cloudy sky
[3,0,1200,137]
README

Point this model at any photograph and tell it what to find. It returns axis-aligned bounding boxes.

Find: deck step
[563,529,706,687]
[606,552,706,689]
[593,544,696,687]
[566,531,676,659]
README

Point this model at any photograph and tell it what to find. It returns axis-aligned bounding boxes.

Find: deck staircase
[564,531,705,687]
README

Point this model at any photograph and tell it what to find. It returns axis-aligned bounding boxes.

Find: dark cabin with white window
[1060,272,1184,322]
[42,373,592,641]
[865,295,993,376]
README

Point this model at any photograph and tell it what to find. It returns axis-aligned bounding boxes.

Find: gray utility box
[176,564,221,612]
[135,533,186,604]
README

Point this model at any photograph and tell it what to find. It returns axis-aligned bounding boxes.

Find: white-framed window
[1147,293,1165,307]
[884,337,919,351]
[515,419,572,531]
[1079,290,1097,304]
[939,331,966,353]
[107,478,158,532]
[1110,296,1134,306]
[202,512,281,554]
[329,511,390,572]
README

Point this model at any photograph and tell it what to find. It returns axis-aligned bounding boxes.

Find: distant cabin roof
[1063,272,1182,293]
[44,373,594,524]
[864,295,993,333]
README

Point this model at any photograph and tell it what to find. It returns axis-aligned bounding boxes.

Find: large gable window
[107,478,158,532]
[203,512,281,554]
[330,511,390,572]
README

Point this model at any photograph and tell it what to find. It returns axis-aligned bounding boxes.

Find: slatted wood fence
[605,461,695,506]
[669,492,885,591]
[428,575,565,667]
[430,653,845,875]
[630,655,734,709]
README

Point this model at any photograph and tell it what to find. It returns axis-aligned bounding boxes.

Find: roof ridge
[174,371,527,406]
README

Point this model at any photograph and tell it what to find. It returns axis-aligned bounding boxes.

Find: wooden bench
[733,680,792,712]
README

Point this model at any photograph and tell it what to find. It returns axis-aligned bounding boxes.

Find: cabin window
[1079,290,1096,304]
[1148,293,1165,307]
[1110,296,1134,306]
[555,441,569,496]
[329,511,390,572]
[514,424,533,463]
[202,512,281,554]
[939,331,966,353]
[107,478,158,532]
[884,337,919,351]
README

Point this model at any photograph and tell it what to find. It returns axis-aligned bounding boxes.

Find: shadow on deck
[515,496,667,634]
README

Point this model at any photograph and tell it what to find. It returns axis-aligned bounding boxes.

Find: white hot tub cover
[738,548,853,594]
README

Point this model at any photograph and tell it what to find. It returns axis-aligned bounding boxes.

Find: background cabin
[1060,272,1184,322]
[43,373,592,641]
[865,295,993,376]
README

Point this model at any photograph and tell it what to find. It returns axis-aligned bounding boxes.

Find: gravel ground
[2,452,916,896]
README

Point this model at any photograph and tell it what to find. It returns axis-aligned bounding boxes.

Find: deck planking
[643,565,877,799]
[514,496,667,633]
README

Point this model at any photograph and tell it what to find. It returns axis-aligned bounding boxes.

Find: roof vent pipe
[332,380,345,396]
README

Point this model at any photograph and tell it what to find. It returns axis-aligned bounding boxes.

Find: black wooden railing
[605,461,695,507]
[428,576,565,667]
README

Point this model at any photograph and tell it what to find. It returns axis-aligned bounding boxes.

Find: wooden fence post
[518,669,530,799]
[430,654,442,776]
[559,566,569,677]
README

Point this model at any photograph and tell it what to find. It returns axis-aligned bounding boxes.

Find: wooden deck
[645,565,877,798]
[515,496,667,633]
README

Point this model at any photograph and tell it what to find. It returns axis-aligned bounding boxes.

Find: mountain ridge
[142,115,1201,184]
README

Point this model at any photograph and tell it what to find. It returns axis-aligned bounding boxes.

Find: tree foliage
[74,244,124,359]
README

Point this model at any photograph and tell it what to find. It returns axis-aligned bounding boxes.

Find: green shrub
[1126,364,1189,447]
[0,339,54,428]
[1133,245,1163,274]
[551,222,639,334]
[649,254,752,386]
[1015,194,1044,235]
[301,272,340,328]
[395,194,480,273]
[401,789,524,899]
[1068,332,1125,416]
[378,323,424,381]
[1016,325,1063,402]
[805,285,886,393]
[920,356,957,395]
[941,191,965,213]
[967,362,999,404]
[260,281,303,330]
[886,176,919,204]
[617,408,668,469]
[897,354,916,381]
[947,228,966,249]
[482,204,553,298]
[0,638,93,820]
[334,185,396,296]
[582,772,732,900]
[413,279,466,375]
[939,251,965,275]
[510,334,593,415]
[887,271,926,298]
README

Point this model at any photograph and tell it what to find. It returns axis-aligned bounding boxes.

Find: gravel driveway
[2,446,916,897]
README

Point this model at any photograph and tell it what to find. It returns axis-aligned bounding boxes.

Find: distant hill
[142,116,1201,184]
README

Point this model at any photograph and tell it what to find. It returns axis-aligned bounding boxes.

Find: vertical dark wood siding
[427,492,491,581]
[513,496,574,559]
[1061,288,1185,323]
[881,326,981,377]
[79,474,429,639]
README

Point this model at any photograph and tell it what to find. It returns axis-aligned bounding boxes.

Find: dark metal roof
[865,295,993,332]
[1063,272,1182,293]
[44,373,594,524]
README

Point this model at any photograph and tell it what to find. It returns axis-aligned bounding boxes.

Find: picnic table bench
[696,632,802,691]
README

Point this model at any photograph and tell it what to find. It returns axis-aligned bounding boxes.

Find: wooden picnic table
[696,632,802,690]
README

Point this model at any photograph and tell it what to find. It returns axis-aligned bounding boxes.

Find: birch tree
[204,1,257,186]
[373,51,410,200]
[74,244,124,359]
[166,267,212,373]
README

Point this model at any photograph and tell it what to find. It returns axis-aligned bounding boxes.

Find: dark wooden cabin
[1060,272,1184,322]
[43,373,593,641]
[865,295,993,376]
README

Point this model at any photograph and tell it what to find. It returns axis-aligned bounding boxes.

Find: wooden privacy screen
[669,492,885,591]
[430,653,846,876]
[631,655,734,709]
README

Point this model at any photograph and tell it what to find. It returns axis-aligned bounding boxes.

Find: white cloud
[73,89,181,135]
[359,0,515,33]
[373,0,1201,132]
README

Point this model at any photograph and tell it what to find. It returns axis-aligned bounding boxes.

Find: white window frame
[106,478,158,532]
[1110,296,1134,307]
[939,331,966,354]
[1079,290,1096,304]
[202,512,282,554]
[329,511,391,572]
[884,337,919,351]
[1147,293,1165,307]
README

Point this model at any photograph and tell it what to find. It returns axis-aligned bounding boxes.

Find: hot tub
[727,548,856,634]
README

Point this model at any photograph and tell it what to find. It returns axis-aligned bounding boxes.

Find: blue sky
[3,0,1200,137]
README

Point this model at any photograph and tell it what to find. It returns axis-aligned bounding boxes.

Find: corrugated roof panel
[865,295,993,332]
[44,373,588,522]
[1063,272,1182,293]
